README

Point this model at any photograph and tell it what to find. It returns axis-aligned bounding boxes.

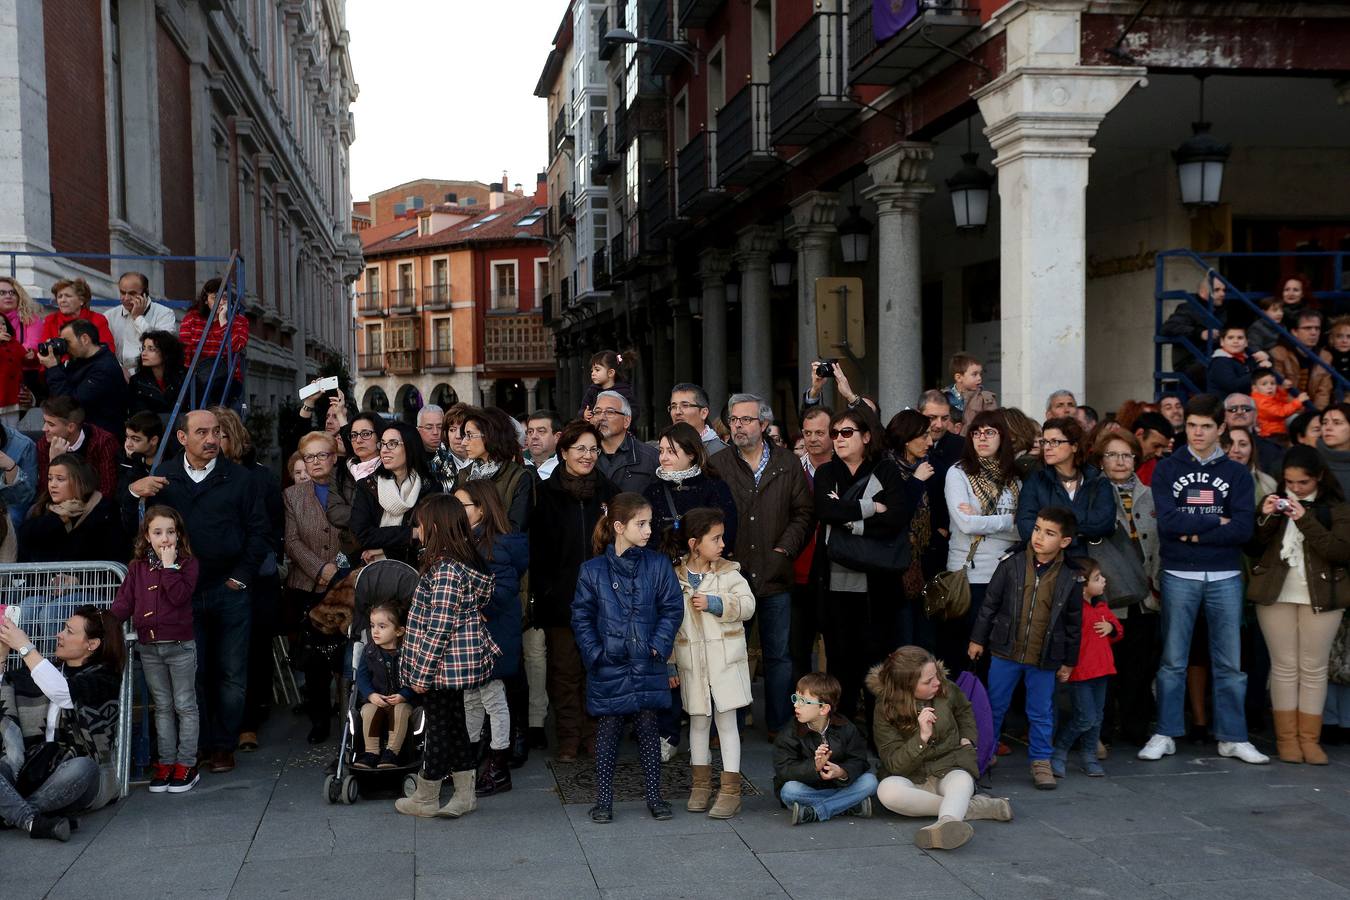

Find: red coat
[110,557,199,642]
[1068,597,1123,682]
[0,338,23,407]
[38,309,117,356]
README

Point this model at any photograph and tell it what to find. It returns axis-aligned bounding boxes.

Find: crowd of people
[3,269,1349,852]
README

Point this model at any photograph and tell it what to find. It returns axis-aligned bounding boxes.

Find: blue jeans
[986,656,1058,761]
[1156,572,1248,742]
[193,583,252,753]
[0,718,99,827]
[747,591,792,733]
[779,772,879,821]
[1055,677,1109,755]
[140,640,200,766]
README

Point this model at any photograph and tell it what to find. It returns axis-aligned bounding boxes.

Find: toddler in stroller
[353,602,415,768]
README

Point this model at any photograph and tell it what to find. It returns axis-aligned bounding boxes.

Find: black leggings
[593,710,662,809]
[421,688,473,780]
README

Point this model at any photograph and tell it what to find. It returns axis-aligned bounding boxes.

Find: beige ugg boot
[965,795,1013,822]
[435,770,478,818]
[687,764,713,812]
[1298,712,1329,765]
[707,770,742,819]
[914,816,974,850]
[1272,709,1303,764]
[395,774,442,817]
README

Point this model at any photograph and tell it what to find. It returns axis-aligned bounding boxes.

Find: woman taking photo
[883,410,940,651]
[942,410,1022,670]
[128,331,186,416]
[643,421,738,557]
[813,406,916,722]
[1091,429,1161,749]
[18,453,126,564]
[0,606,125,841]
[453,406,533,533]
[1015,417,1114,555]
[353,420,434,565]
[1249,446,1350,765]
[530,421,617,761]
[178,277,249,407]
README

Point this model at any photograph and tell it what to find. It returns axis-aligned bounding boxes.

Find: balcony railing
[424,282,451,311]
[848,0,981,86]
[425,348,455,371]
[484,312,551,369]
[592,247,610,291]
[357,353,384,375]
[770,11,857,146]
[716,83,777,187]
[676,129,726,217]
[389,287,417,313]
[552,108,571,152]
[677,0,724,29]
[357,290,383,316]
[591,124,619,181]
[555,191,574,233]
[385,348,421,375]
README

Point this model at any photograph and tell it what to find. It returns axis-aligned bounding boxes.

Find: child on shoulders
[578,349,638,424]
[1251,369,1308,444]
[772,672,876,825]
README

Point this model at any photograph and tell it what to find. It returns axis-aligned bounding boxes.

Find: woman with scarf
[941,410,1022,673]
[352,420,434,565]
[18,453,127,564]
[530,421,617,762]
[329,412,386,559]
[452,407,534,533]
[643,422,738,559]
[884,410,939,653]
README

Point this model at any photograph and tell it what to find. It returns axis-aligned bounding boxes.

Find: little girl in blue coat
[572,492,684,823]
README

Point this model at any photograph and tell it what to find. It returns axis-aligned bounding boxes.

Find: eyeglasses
[790,693,825,707]
[1225,405,1255,414]
[970,427,999,439]
[569,445,601,456]
[301,452,333,463]
[417,423,442,432]
[668,401,704,412]
[728,416,760,427]
[0,289,17,297]
[350,429,377,440]
[377,439,403,450]
[829,427,863,439]
[1039,438,1072,448]
[462,431,483,440]
[592,409,625,419]
[1102,451,1136,462]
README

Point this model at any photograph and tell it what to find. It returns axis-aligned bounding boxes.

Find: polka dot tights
[593,710,662,809]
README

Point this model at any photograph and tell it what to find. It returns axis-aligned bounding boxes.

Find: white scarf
[349,455,381,481]
[657,465,702,484]
[377,473,421,527]
[1280,491,1316,570]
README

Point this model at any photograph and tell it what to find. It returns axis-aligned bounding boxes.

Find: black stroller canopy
[353,560,419,622]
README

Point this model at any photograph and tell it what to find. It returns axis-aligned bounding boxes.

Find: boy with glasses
[772,672,876,825]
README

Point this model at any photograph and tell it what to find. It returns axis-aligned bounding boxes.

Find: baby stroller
[324,560,425,805]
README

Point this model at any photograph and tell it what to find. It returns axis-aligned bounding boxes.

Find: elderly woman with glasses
[1014,416,1116,558]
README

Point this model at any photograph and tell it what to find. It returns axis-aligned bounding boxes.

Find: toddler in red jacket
[1050,559,1122,778]
[111,505,200,794]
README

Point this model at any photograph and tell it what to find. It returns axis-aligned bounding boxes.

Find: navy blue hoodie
[1150,445,1255,573]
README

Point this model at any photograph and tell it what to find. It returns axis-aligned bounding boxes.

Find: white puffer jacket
[672,558,756,717]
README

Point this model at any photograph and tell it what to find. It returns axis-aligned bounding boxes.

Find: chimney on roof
[537,171,547,185]
[513,183,523,196]
[489,182,505,210]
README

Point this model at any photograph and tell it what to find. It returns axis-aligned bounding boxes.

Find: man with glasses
[1272,310,1333,409]
[711,393,814,740]
[414,404,454,491]
[107,272,177,377]
[594,390,659,494]
[669,382,726,454]
[1223,393,1282,477]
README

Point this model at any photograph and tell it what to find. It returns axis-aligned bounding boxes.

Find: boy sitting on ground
[772,672,877,825]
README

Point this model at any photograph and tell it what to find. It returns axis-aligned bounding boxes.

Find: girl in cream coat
[672,507,756,819]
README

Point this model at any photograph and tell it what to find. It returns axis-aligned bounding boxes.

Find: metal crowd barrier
[0,562,133,799]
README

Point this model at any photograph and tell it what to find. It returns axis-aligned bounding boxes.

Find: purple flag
[873,0,920,42]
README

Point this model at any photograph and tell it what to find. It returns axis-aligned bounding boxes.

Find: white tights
[877,770,974,821]
[688,706,741,773]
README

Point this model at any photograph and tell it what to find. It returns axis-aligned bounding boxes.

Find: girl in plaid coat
[395,495,500,820]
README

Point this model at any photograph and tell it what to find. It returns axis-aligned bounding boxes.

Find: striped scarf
[969,456,1017,515]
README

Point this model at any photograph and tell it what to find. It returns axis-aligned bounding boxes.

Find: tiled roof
[362,195,547,256]
[359,217,420,250]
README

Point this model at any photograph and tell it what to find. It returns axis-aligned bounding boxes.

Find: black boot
[475,748,513,796]
[509,725,529,769]
[29,814,71,842]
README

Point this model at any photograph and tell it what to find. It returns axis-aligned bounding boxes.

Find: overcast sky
[346,1,560,202]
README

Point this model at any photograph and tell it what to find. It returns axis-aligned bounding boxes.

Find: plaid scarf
[968,456,1017,515]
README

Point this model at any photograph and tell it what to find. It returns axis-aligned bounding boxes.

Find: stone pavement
[8,716,1350,899]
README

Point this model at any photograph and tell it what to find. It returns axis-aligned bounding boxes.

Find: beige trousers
[876,770,974,821]
[1256,602,1344,714]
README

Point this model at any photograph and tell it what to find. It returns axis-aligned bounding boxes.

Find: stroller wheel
[403,774,418,798]
[341,774,359,805]
[323,774,341,805]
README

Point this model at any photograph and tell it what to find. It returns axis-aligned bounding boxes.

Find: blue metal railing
[1154,249,1350,400]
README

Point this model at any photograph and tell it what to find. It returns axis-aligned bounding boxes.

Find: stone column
[0,1,52,268]
[735,225,777,400]
[972,1,1145,411]
[698,249,732,414]
[479,378,496,408]
[524,377,541,411]
[671,300,694,386]
[788,192,839,398]
[864,145,933,416]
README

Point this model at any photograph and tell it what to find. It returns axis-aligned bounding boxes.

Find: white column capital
[862,180,934,216]
[788,191,840,232]
[698,248,733,283]
[734,224,777,269]
[865,142,934,190]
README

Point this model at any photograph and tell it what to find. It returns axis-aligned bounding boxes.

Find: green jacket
[867,668,978,782]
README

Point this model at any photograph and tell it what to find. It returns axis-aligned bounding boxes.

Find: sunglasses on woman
[829,427,863,440]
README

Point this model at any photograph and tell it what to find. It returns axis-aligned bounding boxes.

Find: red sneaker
[997,741,1013,757]
[167,764,199,793]
[148,763,173,793]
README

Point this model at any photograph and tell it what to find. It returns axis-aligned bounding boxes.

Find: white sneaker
[1137,734,1176,761]
[659,737,678,763]
[1218,741,1270,764]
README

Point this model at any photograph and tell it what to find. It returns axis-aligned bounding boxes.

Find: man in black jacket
[129,409,270,774]
[39,318,128,437]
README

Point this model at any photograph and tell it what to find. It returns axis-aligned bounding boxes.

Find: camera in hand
[815,359,836,378]
[38,337,68,358]
[1275,498,1292,513]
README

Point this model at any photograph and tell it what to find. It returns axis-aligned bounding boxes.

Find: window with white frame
[492,262,518,310]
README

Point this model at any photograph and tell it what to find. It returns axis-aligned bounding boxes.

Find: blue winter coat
[572,544,684,717]
[483,530,528,679]
[1014,463,1116,558]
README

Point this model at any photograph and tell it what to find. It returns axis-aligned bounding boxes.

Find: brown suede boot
[707,770,742,819]
[1298,712,1329,765]
[1272,709,1303,764]
[914,816,973,850]
[1030,760,1057,790]
[687,764,713,812]
[965,795,1013,822]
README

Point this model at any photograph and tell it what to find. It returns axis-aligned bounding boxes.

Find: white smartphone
[298,375,340,401]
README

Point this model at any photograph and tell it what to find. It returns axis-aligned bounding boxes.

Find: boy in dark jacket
[773,672,877,824]
[1206,325,1276,397]
[969,506,1083,791]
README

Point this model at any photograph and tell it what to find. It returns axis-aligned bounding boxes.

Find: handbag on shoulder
[923,537,983,622]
